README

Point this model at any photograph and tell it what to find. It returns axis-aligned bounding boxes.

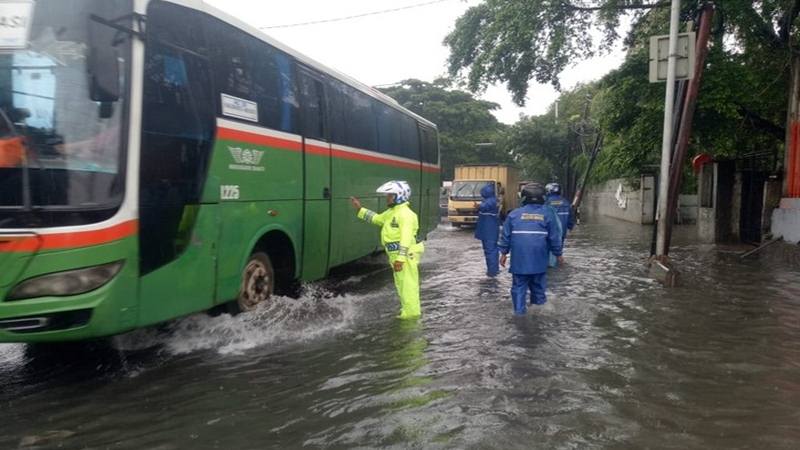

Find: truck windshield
[0,0,132,228]
[451,181,493,200]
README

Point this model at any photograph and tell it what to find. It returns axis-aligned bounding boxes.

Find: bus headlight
[7,261,124,301]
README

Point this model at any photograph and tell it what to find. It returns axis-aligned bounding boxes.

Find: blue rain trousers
[511,273,548,315]
[481,239,500,277]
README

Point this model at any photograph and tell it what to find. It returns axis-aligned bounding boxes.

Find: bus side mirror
[88,44,121,103]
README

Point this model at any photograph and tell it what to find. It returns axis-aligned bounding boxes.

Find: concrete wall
[696,161,737,243]
[772,198,800,244]
[697,207,715,242]
[582,176,655,224]
[582,176,696,225]
[678,195,698,224]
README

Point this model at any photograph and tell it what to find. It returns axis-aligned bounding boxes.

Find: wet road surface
[2,219,800,449]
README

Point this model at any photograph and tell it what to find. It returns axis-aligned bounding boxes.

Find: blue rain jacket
[474,183,500,242]
[498,203,563,274]
[546,194,575,236]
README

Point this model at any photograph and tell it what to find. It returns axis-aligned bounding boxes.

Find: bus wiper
[89,13,146,42]
[0,108,31,212]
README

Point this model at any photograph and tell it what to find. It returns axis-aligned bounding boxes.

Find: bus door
[137,4,218,325]
[418,125,438,235]
[297,68,332,280]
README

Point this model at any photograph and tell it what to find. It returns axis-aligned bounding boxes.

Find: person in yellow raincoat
[350,180,424,319]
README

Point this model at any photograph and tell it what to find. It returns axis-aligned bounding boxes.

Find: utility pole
[655,0,681,261]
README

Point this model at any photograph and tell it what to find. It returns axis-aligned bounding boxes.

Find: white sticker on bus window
[221,93,258,123]
[0,1,33,50]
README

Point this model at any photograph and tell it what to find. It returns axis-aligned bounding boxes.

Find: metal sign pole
[655,0,681,259]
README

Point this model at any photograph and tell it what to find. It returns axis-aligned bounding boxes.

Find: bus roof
[160,0,438,130]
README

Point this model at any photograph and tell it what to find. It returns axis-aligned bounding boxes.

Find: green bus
[0,0,440,342]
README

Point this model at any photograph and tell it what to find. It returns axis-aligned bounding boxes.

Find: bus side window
[420,125,438,165]
[375,102,420,161]
[326,79,347,145]
[140,2,215,274]
[343,88,377,152]
[206,17,299,134]
[298,70,327,140]
[401,114,420,162]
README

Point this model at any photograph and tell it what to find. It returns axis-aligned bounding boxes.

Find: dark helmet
[520,183,546,205]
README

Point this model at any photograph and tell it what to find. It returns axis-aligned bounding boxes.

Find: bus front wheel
[235,252,275,313]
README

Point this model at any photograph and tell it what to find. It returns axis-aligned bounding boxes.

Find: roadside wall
[772,198,800,244]
[678,195,698,224]
[582,177,654,224]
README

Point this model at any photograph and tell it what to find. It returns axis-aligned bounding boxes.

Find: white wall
[772,198,800,244]
[582,177,655,224]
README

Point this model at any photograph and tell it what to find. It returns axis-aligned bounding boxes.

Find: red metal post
[663,4,715,253]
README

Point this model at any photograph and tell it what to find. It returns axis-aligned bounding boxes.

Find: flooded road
[2,219,800,449]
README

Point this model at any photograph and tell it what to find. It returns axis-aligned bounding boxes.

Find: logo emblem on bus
[228,147,265,172]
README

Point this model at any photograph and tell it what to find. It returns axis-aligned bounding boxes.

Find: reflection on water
[2,218,800,449]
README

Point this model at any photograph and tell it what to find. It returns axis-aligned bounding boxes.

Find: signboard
[649,32,695,83]
[0,1,33,50]
[221,93,259,123]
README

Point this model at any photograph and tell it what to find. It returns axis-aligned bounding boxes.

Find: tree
[379,79,507,179]
[444,0,664,105]
[499,83,600,194]
[446,1,794,186]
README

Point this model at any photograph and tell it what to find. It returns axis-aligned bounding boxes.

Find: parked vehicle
[448,164,519,226]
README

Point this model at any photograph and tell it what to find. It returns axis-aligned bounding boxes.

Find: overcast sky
[205,0,628,124]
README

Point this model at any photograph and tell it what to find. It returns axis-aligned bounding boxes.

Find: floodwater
[2,218,800,449]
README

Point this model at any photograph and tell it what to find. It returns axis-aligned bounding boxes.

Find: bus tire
[234,251,275,313]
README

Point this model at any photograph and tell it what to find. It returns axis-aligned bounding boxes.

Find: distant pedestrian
[351,181,424,320]
[545,182,575,244]
[499,183,563,315]
[474,183,500,277]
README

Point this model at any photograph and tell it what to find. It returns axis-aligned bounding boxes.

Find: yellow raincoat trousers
[357,202,424,319]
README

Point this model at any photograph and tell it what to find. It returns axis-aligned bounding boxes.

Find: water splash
[0,343,26,367]
[114,283,367,356]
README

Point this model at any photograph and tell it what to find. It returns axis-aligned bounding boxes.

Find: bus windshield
[451,180,493,201]
[0,0,132,227]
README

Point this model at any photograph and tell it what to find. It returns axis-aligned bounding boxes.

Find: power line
[261,0,453,30]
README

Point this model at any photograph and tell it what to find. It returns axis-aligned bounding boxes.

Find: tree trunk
[785,53,800,197]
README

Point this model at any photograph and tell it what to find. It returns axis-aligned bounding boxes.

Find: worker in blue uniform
[545,182,575,243]
[474,183,500,277]
[499,183,564,315]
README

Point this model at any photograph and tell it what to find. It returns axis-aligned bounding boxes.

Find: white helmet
[545,182,561,195]
[376,180,411,204]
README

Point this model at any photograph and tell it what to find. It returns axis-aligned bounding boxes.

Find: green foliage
[498,82,600,188]
[444,0,657,105]
[379,79,506,179]
[500,114,566,182]
[445,0,792,182]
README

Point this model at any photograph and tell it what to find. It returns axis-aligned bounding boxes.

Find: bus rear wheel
[235,252,275,313]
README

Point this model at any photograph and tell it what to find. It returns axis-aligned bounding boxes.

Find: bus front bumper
[0,264,137,343]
